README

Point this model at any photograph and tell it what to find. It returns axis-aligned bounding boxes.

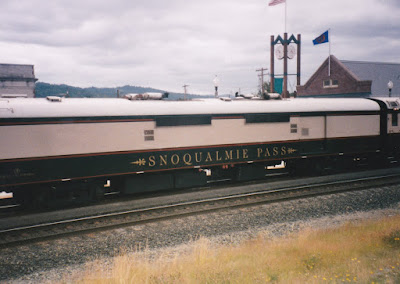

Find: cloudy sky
[0,0,399,95]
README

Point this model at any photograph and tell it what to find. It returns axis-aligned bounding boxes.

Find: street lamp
[213,75,219,97]
[388,80,393,97]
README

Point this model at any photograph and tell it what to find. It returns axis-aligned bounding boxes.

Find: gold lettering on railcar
[195,152,203,163]
[0,169,35,180]
[171,154,180,165]
[130,159,146,166]
[14,168,21,176]
[149,156,156,167]
[224,150,233,160]
[243,149,249,159]
[160,155,168,166]
[183,153,193,165]
[216,151,222,161]
[132,145,298,169]
[257,146,297,158]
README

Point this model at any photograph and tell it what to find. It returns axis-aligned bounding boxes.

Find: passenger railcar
[0,96,399,206]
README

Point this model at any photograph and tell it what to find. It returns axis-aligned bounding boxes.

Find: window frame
[323,79,339,89]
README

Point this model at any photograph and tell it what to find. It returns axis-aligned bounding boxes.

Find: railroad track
[1,168,400,248]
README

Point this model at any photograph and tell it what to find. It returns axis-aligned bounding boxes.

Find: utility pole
[297,34,301,87]
[183,84,189,100]
[213,75,219,97]
[256,67,268,94]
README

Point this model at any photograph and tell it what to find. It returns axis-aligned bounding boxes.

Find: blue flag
[313,30,329,45]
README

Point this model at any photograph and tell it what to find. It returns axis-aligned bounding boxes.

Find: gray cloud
[0,0,398,94]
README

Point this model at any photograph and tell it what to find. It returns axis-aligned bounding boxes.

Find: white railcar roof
[0,97,381,118]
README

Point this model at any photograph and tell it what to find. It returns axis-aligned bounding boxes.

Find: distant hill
[35,82,211,100]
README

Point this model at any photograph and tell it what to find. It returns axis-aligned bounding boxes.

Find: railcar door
[388,111,400,157]
[290,115,326,155]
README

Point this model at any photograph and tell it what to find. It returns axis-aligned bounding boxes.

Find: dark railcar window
[290,124,298,133]
[245,113,290,123]
[156,115,212,127]
[392,113,398,127]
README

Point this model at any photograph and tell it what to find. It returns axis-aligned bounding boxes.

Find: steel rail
[1,172,400,247]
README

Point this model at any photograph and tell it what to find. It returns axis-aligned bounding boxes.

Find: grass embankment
[78,215,400,283]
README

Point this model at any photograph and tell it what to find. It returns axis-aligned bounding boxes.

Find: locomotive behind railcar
[0,96,399,207]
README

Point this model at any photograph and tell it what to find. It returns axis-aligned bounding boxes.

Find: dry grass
[76,215,400,283]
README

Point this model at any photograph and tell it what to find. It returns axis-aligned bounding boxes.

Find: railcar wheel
[13,186,51,209]
[90,183,105,201]
[12,189,30,208]
[234,164,266,181]
[286,158,328,176]
[286,159,311,176]
[313,158,328,175]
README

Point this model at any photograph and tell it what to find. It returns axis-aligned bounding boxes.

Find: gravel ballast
[2,184,400,283]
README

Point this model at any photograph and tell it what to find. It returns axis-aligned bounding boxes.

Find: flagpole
[328,28,331,77]
[285,0,287,33]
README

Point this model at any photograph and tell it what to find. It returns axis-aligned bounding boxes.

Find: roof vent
[219,97,232,102]
[124,92,168,100]
[46,96,63,102]
[0,94,28,98]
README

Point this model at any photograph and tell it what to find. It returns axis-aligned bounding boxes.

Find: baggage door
[292,115,326,154]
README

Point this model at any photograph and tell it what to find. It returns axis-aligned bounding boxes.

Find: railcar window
[301,128,309,136]
[144,130,155,141]
[156,115,212,127]
[290,124,297,133]
[245,113,290,123]
[392,113,398,127]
